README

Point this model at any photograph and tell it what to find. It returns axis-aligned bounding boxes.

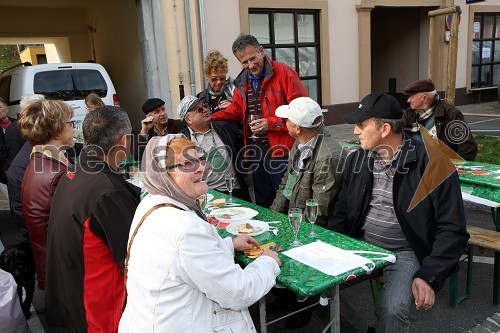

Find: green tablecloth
[210,190,394,298]
[458,161,500,203]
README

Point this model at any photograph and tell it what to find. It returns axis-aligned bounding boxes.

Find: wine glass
[288,208,303,247]
[197,194,207,214]
[225,175,235,203]
[306,199,319,237]
[248,114,260,139]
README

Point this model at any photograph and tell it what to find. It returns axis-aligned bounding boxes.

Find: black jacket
[403,99,478,161]
[45,151,141,331]
[328,137,469,293]
[181,121,249,200]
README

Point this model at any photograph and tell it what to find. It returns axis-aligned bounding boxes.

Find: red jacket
[211,55,307,158]
[21,150,70,290]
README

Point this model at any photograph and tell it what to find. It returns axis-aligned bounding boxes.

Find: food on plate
[211,198,226,208]
[211,209,244,219]
[236,223,254,234]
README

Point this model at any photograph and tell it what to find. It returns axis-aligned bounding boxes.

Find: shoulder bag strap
[121,202,183,312]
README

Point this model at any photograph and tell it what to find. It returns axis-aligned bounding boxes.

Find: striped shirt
[362,153,410,251]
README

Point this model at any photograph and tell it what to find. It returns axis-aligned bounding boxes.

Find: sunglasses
[168,156,207,172]
[208,76,226,83]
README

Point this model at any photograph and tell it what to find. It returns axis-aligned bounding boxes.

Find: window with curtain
[249,9,321,103]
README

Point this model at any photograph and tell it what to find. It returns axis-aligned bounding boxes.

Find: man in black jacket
[136,98,186,160]
[328,92,469,332]
[179,95,250,200]
[402,79,477,161]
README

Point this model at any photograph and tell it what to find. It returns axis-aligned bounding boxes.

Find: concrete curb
[463,113,500,118]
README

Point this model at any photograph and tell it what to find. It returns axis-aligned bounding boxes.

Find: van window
[0,76,11,103]
[33,69,108,101]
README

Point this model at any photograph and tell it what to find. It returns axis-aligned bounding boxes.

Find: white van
[0,62,119,125]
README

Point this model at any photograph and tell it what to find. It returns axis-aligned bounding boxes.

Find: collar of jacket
[78,149,120,175]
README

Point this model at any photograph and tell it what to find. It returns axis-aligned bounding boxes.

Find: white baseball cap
[275,97,323,128]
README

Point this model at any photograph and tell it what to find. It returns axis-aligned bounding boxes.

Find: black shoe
[284,308,313,329]
[367,326,376,333]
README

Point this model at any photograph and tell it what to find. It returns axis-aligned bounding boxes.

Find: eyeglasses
[66,121,76,128]
[208,76,226,83]
[190,105,207,114]
[168,156,207,171]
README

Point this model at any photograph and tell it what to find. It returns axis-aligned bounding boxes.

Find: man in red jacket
[211,34,307,208]
[45,107,140,333]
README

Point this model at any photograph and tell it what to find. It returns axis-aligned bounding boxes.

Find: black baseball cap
[142,98,165,115]
[343,92,403,124]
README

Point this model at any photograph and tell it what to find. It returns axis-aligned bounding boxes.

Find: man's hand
[412,277,435,310]
[249,117,269,133]
[140,115,154,134]
[232,235,260,251]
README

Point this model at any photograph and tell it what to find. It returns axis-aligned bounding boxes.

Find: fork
[269,227,279,235]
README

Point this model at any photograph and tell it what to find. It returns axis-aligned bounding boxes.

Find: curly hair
[204,49,229,76]
[18,99,73,145]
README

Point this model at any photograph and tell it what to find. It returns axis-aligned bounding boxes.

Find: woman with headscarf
[119,134,280,332]
[197,49,235,113]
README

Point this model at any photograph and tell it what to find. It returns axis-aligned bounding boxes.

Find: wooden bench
[449,225,500,306]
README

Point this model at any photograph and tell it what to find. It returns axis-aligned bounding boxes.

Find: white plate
[209,207,258,222]
[206,193,214,203]
[226,220,269,236]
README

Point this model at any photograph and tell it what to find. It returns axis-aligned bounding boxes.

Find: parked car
[0,62,119,136]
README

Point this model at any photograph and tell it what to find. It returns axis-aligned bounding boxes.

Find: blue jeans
[340,250,420,333]
[251,156,287,208]
[375,250,420,333]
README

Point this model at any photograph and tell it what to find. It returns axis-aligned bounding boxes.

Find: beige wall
[202,0,242,80]
[161,0,206,117]
[87,0,146,129]
[19,46,46,64]
[0,6,90,62]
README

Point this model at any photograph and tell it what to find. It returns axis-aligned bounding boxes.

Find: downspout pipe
[198,0,207,65]
[184,0,196,96]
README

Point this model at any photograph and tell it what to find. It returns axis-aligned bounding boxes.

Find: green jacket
[270,125,345,227]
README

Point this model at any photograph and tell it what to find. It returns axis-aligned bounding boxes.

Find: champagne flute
[288,208,303,247]
[306,199,319,237]
[248,114,260,139]
[197,194,207,214]
[225,175,235,203]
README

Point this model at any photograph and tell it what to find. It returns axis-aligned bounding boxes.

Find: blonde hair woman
[197,49,235,113]
[18,99,75,290]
